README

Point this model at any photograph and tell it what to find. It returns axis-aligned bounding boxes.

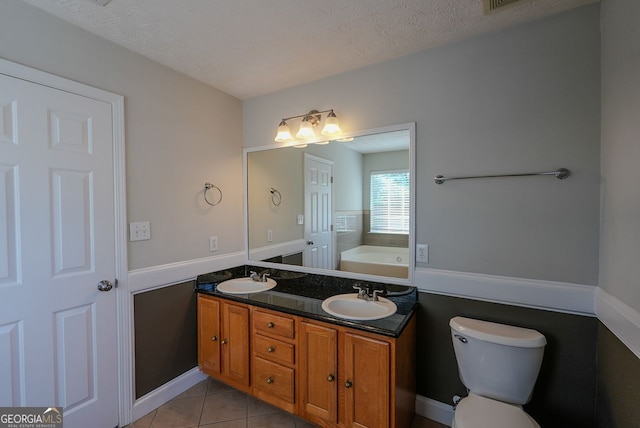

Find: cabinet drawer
[254,334,295,365]
[253,310,295,339]
[253,357,295,403]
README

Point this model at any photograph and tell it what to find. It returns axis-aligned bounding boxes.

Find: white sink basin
[321,293,397,321]
[216,277,277,294]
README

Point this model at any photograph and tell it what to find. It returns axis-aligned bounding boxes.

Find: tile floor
[131,377,449,428]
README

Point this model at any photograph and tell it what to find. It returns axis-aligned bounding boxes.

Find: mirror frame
[243,122,416,285]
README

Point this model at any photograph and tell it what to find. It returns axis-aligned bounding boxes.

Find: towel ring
[204,182,222,206]
[270,188,282,206]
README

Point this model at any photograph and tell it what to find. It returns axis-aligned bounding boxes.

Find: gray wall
[244,5,601,285]
[596,0,640,426]
[0,0,244,270]
[599,0,640,312]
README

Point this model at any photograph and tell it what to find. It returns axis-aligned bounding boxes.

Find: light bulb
[321,110,342,137]
[296,119,316,139]
[275,120,293,142]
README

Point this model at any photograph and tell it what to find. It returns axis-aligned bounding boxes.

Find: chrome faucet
[353,282,386,301]
[249,271,270,282]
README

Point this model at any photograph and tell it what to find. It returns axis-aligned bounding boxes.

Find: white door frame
[0,58,131,425]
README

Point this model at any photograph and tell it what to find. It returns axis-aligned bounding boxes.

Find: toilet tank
[450,316,546,405]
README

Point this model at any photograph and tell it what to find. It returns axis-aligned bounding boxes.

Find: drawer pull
[266,376,274,384]
[267,346,275,353]
[221,339,228,345]
[327,374,335,382]
[211,336,218,341]
[267,322,275,328]
[345,379,353,388]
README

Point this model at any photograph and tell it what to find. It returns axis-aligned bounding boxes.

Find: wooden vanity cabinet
[197,295,250,392]
[198,293,416,428]
[251,308,298,413]
[299,315,416,428]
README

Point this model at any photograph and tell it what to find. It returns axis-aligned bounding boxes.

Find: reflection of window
[370,170,410,234]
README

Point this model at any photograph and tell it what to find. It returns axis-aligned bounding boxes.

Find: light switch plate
[130,221,150,241]
[209,236,218,252]
[297,214,304,225]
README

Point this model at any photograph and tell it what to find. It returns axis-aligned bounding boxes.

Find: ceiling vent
[483,0,526,14]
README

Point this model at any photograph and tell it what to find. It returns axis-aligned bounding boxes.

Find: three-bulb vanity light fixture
[274,109,342,147]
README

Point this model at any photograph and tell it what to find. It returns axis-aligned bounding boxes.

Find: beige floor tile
[149,395,204,428]
[200,390,248,425]
[293,416,319,427]
[131,410,156,428]
[206,377,236,395]
[199,418,247,428]
[247,411,295,428]
[246,396,281,417]
[172,380,209,401]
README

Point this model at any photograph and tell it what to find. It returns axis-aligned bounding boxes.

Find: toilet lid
[454,394,540,428]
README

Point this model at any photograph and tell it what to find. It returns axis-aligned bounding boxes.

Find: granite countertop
[196,266,418,338]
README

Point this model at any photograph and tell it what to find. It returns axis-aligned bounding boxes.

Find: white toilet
[449,316,547,428]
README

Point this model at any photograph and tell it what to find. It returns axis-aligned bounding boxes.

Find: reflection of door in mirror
[304,154,333,269]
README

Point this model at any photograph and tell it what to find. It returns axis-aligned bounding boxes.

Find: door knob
[97,280,113,292]
[221,339,228,345]
[267,346,275,353]
[211,336,218,341]
[307,240,314,245]
[345,379,353,388]
[327,374,335,382]
[267,377,274,384]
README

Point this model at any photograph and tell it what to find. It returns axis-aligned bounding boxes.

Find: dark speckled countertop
[196,265,417,338]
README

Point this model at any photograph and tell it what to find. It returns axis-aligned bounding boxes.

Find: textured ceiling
[21,0,597,100]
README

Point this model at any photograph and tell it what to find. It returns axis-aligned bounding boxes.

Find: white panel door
[0,74,118,427]
[304,154,333,269]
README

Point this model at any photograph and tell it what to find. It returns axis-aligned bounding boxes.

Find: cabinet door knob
[221,339,228,345]
[266,377,274,384]
[267,346,275,353]
[211,336,218,341]
[327,374,335,382]
[345,379,353,388]
[267,322,275,328]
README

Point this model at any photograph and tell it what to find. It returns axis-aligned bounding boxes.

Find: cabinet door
[222,302,250,386]
[198,296,221,374]
[344,333,390,428]
[300,322,338,423]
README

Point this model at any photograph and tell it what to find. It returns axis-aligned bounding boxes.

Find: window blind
[369,170,409,234]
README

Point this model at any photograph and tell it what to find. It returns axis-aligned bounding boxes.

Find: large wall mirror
[244,122,415,284]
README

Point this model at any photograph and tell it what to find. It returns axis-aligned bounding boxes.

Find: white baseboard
[415,395,454,427]
[595,287,640,359]
[131,367,208,422]
[128,251,245,293]
[414,267,595,316]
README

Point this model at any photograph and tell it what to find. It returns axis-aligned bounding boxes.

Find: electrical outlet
[267,229,273,242]
[130,221,150,241]
[416,244,429,263]
[209,236,218,252]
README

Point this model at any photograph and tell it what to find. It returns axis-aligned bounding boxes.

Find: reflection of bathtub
[340,245,409,278]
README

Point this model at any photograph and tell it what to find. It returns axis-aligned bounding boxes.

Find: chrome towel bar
[434,168,570,185]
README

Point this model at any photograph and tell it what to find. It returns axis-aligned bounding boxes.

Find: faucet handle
[372,289,386,301]
[261,272,270,282]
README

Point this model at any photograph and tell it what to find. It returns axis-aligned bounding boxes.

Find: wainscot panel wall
[595,322,640,427]
[134,281,198,398]
[418,292,597,428]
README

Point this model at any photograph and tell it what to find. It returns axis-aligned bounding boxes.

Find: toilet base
[452,393,540,428]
